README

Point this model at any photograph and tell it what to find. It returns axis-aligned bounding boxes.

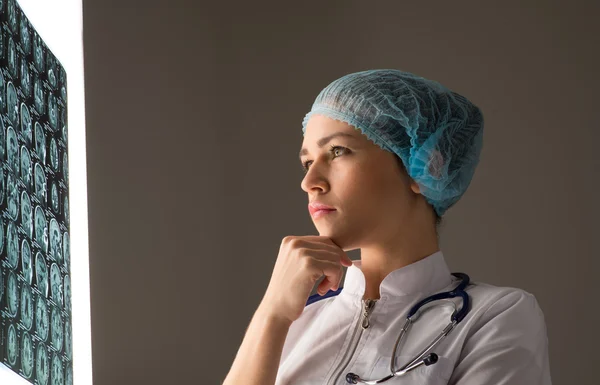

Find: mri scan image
[34,76,44,115]
[59,109,66,135]
[65,366,72,385]
[0,169,4,205]
[61,118,67,144]
[6,221,18,269]
[64,318,72,361]
[35,205,48,252]
[63,151,68,183]
[47,56,57,90]
[7,323,18,366]
[49,218,61,262]
[7,270,19,317]
[0,219,3,254]
[63,232,69,269]
[21,331,34,379]
[50,263,62,307]
[35,162,47,204]
[22,238,33,284]
[21,190,33,239]
[50,137,58,171]
[35,121,46,164]
[21,56,31,97]
[36,342,49,385]
[51,181,59,213]
[7,81,18,125]
[64,196,69,226]
[21,284,34,330]
[19,12,31,55]
[21,145,32,188]
[59,66,66,85]
[7,172,18,219]
[1,2,71,377]
[21,102,33,145]
[36,252,48,297]
[48,94,58,130]
[7,125,18,173]
[51,353,64,385]
[7,0,17,34]
[0,118,5,161]
[33,33,45,73]
[63,275,71,312]
[51,305,63,352]
[0,29,4,60]
[63,151,69,183]
[36,294,49,341]
[8,36,17,78]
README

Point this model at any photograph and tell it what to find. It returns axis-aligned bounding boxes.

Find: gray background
[82,1,598,384]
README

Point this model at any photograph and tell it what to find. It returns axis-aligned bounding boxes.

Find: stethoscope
[345,272,471,384]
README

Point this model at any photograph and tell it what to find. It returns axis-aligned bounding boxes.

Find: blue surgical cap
[301,69,484,217]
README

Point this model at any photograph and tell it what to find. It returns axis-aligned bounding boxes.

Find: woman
[223,69,552,385]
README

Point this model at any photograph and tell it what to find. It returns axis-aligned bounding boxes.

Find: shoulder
[466,280,547,324]
[448,280,552,383]
[461,280,549,352]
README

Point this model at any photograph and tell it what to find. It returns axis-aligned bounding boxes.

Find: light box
[0,0,91,384]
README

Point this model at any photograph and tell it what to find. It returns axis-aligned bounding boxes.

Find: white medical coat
[275,250,552,385]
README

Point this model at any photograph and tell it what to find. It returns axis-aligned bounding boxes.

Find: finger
[335,273,344,290]
[312,260,344,294]
[297,238,353,266]
[341,257,353,267]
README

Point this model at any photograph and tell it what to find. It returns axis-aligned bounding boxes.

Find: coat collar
[340,250,453,300]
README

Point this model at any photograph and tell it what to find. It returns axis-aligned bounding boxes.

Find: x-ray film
[0,0,71,384]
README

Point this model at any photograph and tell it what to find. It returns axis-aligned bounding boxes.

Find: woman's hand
[259,235,353,324]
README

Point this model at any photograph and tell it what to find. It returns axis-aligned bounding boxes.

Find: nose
[300,164,329,194]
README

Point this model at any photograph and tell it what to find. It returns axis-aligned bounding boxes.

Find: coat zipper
[327,298,377,385]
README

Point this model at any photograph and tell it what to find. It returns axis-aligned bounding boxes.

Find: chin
[316,228,359,252]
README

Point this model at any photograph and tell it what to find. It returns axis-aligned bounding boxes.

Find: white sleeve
[449,290,552,385]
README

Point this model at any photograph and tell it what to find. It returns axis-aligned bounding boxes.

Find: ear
[410,179,421,194]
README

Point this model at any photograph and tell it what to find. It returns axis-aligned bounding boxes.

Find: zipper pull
[361,299,377,329]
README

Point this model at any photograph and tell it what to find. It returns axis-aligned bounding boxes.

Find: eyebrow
[298,132,358,159]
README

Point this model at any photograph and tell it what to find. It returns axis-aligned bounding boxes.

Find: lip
[311,209,336,219]
[308,202,337,217]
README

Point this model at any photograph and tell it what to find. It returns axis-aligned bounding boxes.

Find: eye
[301,145,348,173]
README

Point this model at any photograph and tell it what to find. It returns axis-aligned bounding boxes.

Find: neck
[357,221,439,300]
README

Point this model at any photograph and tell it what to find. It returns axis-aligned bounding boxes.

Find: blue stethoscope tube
[346,273,471,384]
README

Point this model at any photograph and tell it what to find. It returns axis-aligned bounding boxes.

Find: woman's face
[300,114,423,251]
